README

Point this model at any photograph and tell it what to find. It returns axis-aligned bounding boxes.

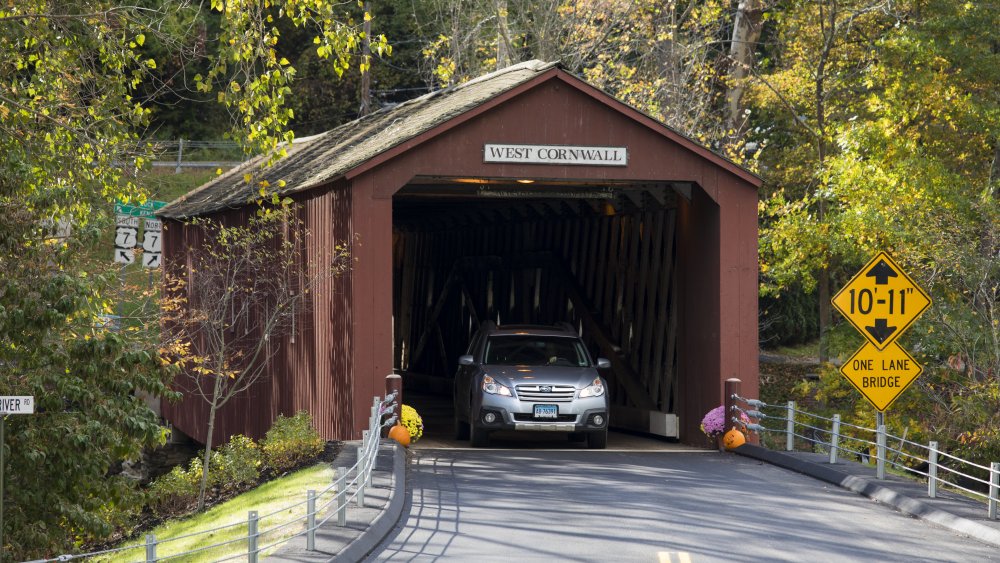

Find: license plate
[534,404,558,419]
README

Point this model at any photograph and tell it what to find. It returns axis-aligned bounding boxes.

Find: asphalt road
[368,448,998,562]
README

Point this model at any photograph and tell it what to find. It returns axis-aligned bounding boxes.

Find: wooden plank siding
[161,183,355,444]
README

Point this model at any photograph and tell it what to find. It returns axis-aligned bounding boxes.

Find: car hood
[481,366,600,388]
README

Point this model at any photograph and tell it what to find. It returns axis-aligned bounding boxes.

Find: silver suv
[453,322,611,449]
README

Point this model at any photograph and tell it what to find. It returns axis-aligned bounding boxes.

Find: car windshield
[484,335,590,367]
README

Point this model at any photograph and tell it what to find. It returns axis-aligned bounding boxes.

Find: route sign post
[832,251,931,414]
[113,200,166,267]
[1,396,34,563]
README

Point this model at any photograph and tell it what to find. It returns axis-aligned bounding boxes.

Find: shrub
[262,411,324,473]
[147,465,199,516]
[210,434,263,492]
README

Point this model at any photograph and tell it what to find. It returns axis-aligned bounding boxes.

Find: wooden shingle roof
[160,60,560,218]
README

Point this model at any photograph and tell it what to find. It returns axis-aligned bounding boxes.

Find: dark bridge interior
[391,177,688,424]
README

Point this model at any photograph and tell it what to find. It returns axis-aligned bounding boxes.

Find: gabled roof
[160,60,758,219]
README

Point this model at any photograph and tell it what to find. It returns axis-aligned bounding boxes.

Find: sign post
[113,200,166,267]
[832,252,931,469]
[1,396,34,562]
[112,200,167,326]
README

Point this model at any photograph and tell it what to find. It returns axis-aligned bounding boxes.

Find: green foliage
[210,435,263,492]
[261,411,324,473]
[0,0,379,555]
[194,0,390,167]
[760,286,818,347]
[148,434,263,516]
[417,0,738,147]
[148,465,201,516]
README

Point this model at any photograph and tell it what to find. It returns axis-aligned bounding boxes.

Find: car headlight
[579,378,605,398]
[482,375,512,396]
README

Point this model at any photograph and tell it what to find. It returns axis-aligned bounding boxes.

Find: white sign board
[0,396,34,415]
[113,214,164,268]
[142,218,162,269]
[484,143,628,166]
[114,214,139,264]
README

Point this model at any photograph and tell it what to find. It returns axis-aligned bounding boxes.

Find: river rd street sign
[831,251,931,350]
[840,342,922,411]
[0,396,34,415]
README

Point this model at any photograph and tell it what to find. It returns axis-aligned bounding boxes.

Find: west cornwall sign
[484,143,627,166]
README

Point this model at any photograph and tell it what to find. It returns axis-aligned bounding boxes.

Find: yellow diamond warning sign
[840,341,923,411]
[832,251,931,350]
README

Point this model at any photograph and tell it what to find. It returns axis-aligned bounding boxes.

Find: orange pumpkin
[388,424,411,447]
[723,428,746,450]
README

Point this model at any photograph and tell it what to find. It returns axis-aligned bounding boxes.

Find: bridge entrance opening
[392,176,689,444]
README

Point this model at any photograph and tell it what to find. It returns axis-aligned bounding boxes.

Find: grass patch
[100,462,335,562]
[147,168,222,203]
[768,340,820,360]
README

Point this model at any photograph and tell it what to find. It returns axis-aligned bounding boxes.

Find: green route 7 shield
[832,251,931,350]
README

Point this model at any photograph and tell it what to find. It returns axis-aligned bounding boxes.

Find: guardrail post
[145,533,157,562]
[386,374,402,416]
[306,490,316,551]
[786,401,795,451]
[829,414,841,464]
[175,139,184,174]
[358,435,367,507]
[928,441,938,498]
[367,441,375,489]
[336,467,347,526]
[247,510,259,563]
[876,425,887,480]
[724,378,740,436]
[989,462,999,520]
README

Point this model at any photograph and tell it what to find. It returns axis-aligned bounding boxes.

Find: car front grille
[515,384,576,402]
[513,413,577,422]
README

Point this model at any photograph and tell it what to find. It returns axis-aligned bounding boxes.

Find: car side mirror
[596,358,611,369]
[458,355,475,366]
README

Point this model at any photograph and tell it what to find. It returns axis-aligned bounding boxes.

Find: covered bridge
[158,60,761,445]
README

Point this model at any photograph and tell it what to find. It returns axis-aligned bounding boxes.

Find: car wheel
[470,423,490,448]
[587,429,608,449]
[454,414,470,440]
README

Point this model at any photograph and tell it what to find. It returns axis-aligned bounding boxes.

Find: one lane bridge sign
[831,251,931,350]
[840,342,922,412]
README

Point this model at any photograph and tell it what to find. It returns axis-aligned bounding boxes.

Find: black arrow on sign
[866,318,897,344]
[866,259,898,285]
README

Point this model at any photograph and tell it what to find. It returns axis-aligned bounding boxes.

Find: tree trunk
[496,0,510,70]
[815,1,835,364]
[725,0,764,138]
[360,1,372,117]
[990,142,1000,199]
[197,376,223,511]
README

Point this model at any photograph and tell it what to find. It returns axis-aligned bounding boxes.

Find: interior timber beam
[551,256,656,411]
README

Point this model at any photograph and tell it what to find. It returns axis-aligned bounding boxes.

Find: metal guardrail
[33,392,399,563]
[147,140,244,172]
[731,395,1000,520]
